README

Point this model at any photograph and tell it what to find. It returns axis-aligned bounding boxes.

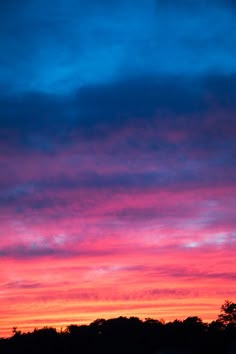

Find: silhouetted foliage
[218,300,236,326]
[0,301,235,354]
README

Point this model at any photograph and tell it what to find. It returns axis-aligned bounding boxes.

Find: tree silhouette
[0,301,235,354]
[218,300,236,326]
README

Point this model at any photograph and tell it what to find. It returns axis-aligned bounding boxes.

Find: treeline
[0,301,235,354]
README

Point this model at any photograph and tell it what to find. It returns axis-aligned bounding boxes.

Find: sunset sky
[0,0,236,337]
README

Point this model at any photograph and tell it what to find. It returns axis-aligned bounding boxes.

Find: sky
[0,0,236,337]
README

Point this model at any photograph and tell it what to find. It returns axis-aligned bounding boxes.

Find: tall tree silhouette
[218,300,236,326]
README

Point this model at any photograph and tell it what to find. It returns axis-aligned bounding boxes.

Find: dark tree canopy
[0,301,235,354]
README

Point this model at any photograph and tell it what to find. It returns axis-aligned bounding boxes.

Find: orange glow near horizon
[1,234,235,337]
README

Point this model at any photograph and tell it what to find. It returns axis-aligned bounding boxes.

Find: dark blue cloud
[1,74,236,154]
[0,76,200,152]
[75,75,205,122]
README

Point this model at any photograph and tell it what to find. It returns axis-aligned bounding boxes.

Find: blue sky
[1,0,236,94]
